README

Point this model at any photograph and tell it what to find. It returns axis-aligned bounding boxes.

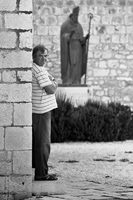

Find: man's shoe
[35,174,58,181]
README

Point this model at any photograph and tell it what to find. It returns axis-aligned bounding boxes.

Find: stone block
[127,0,133,6]
[0,104,13,126]
[0,177,5,193]
[0,128,4,150]
[56,0,63,7]
[19,31,32,49]
[0,151,12,161]
[126,26,133,34]
[5,13,32,30]
[112,16,124,25]
[108,60,119,68]
[5,127,32,150]
[0,161,12,175]
[125,15,133,25]
[112,35,120,43]
[6,176,32,198]
[41,36,53,46]
[90,35,100,44]
[99,61,107,68]
[33,35,40,46]
[17,70,32,82]
[45,15,57,25]
[14,103,32,126]
[45,0,55,6]
[0,32,17,48]
[127,55,133,59]
[13,151,32,175]
[103,51,112,59]
[86,0,94,5]
[123,96,130,102]
[96,25,106,34]
[0,14,2,29]
[79,14,88,25]
[92,15,101,25]
[120,35,129,44]
[102,16,111,25]
[0,194,14,200]
[93,69,109,77]
[0,0,16,11]
[32,180,65,196]
[39,6,52,16]
[96,0,105,5]
[106,26,115,34]
[2,70,16,82]
[105,0,115,5]
[115,25,126,34]
[0,50,32,69]
[57,15,67,25]
[19,0,32,12]
[97,6,107,15]
[0,83,32,102]
[37,26,48,36]
[120,63,127,69]
[94,51,102,59]
[119,0,126,6]
[101,34,111,43]
[96,90,105,96]
[49,26,60,35]
[110,69,117,76]
[108,7,117,14]
[52,7,62,15]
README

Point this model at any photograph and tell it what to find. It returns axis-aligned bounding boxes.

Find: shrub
[51,94,74,142]
[51,96,133,143]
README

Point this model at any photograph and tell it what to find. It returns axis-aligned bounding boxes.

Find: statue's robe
[60,17,86,85]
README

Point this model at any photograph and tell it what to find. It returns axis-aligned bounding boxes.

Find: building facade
[0,0,32,199]
[0,0,133,199]
[33,0,133,108]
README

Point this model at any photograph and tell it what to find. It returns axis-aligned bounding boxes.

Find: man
[32,45,58,181]
[60,6,89,85]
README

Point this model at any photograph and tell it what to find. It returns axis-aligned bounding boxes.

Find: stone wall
[0,0,32,199]
[33,0,133,109]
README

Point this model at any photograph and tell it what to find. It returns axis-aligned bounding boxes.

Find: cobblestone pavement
[26,141,133,200]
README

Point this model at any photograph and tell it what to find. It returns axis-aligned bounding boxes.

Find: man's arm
[44,79,58,94]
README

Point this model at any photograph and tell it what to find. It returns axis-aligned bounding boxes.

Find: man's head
[32,45,48,66]
[71,6,79,23]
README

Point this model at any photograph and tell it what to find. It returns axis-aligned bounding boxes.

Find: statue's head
[70,6,79,23]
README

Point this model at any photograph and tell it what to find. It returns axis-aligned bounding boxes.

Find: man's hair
[32,45,46,58]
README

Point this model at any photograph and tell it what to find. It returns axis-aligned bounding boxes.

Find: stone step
[32,180,65,196]
[32,169,65,196]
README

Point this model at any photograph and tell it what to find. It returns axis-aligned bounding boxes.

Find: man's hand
[48,75,53,81]
[85,33,90,40]
[49,75,58,87]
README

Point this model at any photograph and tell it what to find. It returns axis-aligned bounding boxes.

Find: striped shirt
[32,62,57,114]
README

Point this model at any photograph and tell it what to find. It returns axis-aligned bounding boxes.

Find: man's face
[33,50,47,66]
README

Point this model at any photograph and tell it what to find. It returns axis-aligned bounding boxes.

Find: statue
[60,6,89,85]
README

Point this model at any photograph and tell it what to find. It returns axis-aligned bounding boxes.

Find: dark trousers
[32,112,51,178]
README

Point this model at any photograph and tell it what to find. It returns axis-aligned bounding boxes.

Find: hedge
[51,94,133,143]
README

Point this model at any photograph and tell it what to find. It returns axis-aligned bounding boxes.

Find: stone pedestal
[32,169,65,196]
[56,85,90,106]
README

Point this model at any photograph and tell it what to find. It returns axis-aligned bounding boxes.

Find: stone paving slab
[25,141,133,200]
